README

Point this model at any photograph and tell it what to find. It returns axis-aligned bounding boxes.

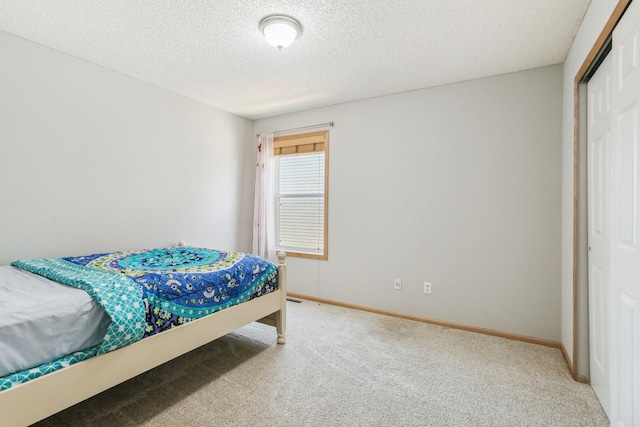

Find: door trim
[572,0,633,381]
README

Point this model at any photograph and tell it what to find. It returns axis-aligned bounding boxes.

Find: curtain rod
[256,121,334,138]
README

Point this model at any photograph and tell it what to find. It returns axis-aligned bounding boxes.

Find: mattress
[0,266,111,378]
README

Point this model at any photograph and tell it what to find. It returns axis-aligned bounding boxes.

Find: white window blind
[275,152,325,255]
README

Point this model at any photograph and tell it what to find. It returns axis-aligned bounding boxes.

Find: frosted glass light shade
[260,16,302,50]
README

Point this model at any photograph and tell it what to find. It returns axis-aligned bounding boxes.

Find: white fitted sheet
[0,266,111,377]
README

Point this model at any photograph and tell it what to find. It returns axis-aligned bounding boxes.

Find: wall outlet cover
[424,282,432,294]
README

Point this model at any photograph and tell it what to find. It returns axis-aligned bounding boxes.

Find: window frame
[273,130,329,260]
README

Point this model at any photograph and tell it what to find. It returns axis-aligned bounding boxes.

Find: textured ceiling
[0,0,591,119]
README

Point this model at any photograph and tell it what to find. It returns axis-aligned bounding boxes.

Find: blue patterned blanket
[0,246,278,390]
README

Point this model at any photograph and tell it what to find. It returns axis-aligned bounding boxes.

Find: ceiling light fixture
[259,15,302,50]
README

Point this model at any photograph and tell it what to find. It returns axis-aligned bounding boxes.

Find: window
[273,130,329,260]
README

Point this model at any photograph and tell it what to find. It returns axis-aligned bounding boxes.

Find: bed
[0,243,287,427]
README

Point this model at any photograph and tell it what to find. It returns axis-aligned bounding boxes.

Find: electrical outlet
[394,278,402,290]
[424,282,432,294]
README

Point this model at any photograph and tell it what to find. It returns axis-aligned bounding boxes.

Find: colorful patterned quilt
[0,246,278,390]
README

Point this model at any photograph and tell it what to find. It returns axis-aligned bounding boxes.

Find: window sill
[278,250,327,261]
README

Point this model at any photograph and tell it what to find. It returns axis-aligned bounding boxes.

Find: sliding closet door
[587,53,612,418]
[610,0,640,424]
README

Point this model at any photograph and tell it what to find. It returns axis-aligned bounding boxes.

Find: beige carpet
[34,300,608,426]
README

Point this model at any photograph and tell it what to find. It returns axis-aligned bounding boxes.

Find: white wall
[0,31,255,265]
[255,65,563,341]
[0,26,570,343]
[560,0,621,371]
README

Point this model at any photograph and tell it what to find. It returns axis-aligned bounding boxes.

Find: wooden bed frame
[0,250,287,427]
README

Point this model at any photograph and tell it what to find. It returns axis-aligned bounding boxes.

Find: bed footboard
[257,251,287,343]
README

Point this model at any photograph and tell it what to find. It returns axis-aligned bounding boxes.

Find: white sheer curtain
[252,133,276,261]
